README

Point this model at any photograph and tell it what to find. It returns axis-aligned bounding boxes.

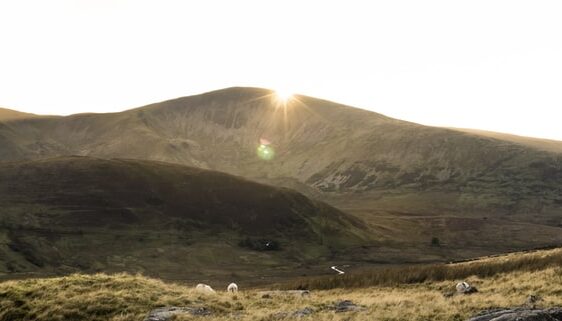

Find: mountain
[450,127,562,153]
[0,87,561,260]
[0,156,368,280]
[0,107,42,121]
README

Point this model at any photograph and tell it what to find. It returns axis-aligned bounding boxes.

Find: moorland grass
[283,248,562,290]
[0,248,561,321]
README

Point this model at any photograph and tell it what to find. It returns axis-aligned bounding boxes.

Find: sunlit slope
[0,109,59,161]
[0,87,560,215]
[0,108,43,121]
[450,127,562,153]
[0,156,367,279]
[0,87,561,262]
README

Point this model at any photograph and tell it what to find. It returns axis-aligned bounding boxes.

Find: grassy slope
[330,192,562,264]
[1,88,561,262]
[0,157,368,281]
[450,127,562,154]
[0,108,43,121]
[1,248,561,321]
[1,88,560,206]
[285,247,562,290]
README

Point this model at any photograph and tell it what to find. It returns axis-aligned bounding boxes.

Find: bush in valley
[238,237,280,251]
[431,237,441,247]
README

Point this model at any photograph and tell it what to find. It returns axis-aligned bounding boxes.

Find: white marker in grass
[331,266,345,275]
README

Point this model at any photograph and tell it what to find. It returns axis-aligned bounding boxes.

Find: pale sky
[1,0,561,140]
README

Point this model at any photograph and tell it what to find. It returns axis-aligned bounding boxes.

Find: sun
[274,89,294,102]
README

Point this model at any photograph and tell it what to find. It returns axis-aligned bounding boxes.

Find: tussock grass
[284,248,562,290]
[1,249,561,321]
[0,273,193,321]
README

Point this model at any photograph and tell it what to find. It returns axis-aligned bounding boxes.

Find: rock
[467,307,562,321]
[329,300,366,313]
[526,295,543,309]
[257,290,311,298]
[270,307,315,319]
[271,311,289,319]
[144,306,211,321]
[293,307,314,317]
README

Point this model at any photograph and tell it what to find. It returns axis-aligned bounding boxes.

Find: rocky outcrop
[258,290,311,298]
[467,308,562,321]
[271,307,315,319]
[329,300,366,313]
[144,306,211,321]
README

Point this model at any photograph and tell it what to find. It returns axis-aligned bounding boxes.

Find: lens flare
[275,89,294,102]
[257,144,275,161]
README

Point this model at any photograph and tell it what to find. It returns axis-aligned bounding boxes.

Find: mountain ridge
[0,87,560,214]
[0,87,560,262]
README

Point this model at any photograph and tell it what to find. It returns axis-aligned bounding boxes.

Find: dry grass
[1,249,561,321]
[284,248,562,290]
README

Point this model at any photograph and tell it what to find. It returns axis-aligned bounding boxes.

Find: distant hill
[0,87,559,194]
[0,107,43,121]
[0,157,368,279]
[0,87,561,261]
[450,127,562,153]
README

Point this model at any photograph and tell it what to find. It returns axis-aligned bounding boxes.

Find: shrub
[431,237,441,247]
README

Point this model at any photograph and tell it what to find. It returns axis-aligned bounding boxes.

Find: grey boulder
[468,308,562,321]
[144,306,211,321]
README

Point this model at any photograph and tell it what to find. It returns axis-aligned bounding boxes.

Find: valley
[0,157,367,282]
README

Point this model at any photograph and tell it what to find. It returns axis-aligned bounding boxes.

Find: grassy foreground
[1,249,561,321]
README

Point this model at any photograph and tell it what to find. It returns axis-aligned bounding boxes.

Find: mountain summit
[1,87,561,260]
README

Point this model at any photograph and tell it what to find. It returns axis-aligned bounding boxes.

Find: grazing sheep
[195,283,215,294]
[456,281,470,293]
[227,283,238,293]
[456,281,477,294]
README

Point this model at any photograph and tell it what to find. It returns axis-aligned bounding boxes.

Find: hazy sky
[1,1,561,140]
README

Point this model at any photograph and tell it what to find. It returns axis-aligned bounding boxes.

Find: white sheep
[227,282,238,293]
[195,283,216,294]
[456,281,470,293]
